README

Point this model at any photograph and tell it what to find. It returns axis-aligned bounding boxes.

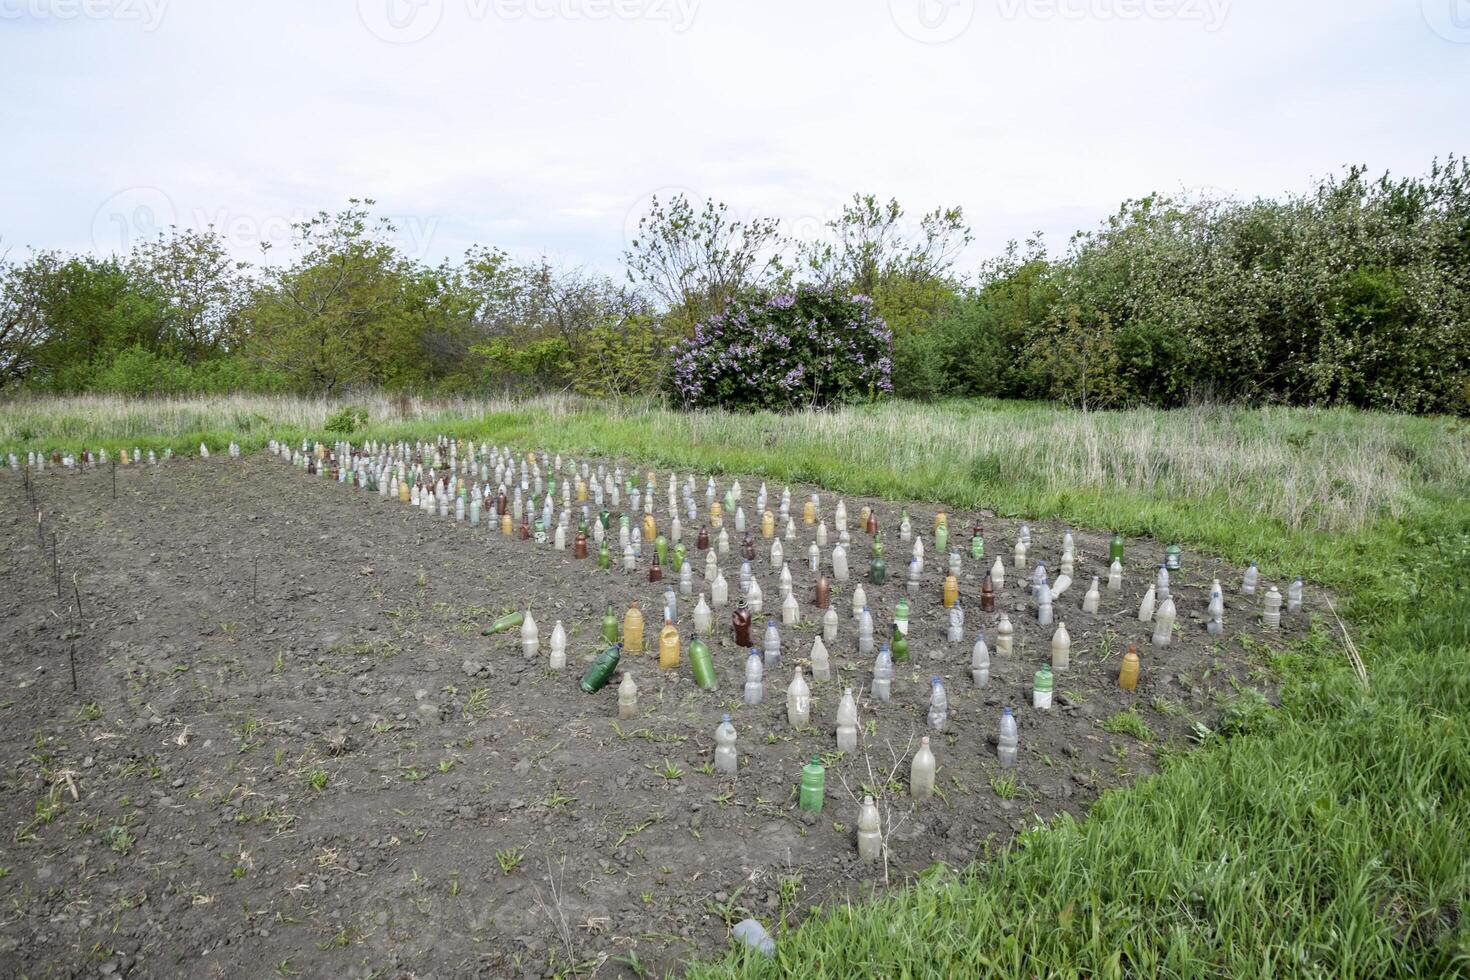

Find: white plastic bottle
[618,672,638,720]
[1262,586,1283,629]
[1051,622,1071,672]
[990,556,1005,590]
[835,688,858,752]
[743,651,764,706]
[787,667,811,728]
[832,543,849,582]
[763,620,782,670]
[520,610,539,658]
[1152,596,1177,648]
[1137,584,1156,623]
[857,796,882,862]
[1082,576,1101,613]
[971,632,990,687]
[549,620,567,671]
[694,593,713,634]
[858,607,875,655]
[714,714,738,775]
[997,707,1019,767]
[871,646,893,702]
[822,605,839,644]
[810,636,831,682]
[910,736,936,800]
[1287,577,1304,614]
[997,614,1014,655]
[1107,559,1123,592]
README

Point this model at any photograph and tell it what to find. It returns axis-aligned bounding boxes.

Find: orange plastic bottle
[623,601,646,654]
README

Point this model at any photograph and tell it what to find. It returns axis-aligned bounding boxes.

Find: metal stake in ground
[69,644,78,694]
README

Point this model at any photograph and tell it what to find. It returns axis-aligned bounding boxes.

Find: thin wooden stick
[53,533,61,599]
[69,644,78,694]
[72,573,83,620]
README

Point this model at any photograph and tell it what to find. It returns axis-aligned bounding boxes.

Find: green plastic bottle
[601,604,619,645]
[579,644,622,694]
[894,597,909,634]
[799,755,825,813]
[599,507,611,530]
[482,610,525,636]
[890,625,909,663]
[655,534,669,566]
[1165,543,1181,572]
[672,542,687,572]
[1109,532,1125,565]
[870,553,886,586]
[872,534,885,560]
[935,522,948,552]
[970,531,984,561]
[688,635,717,690]
[597,540,610,569]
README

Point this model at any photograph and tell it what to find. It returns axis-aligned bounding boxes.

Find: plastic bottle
[858,607,875,655]
[1031,664,1053,710]
[687,637,717,690]
[713,572,730,608]
[1037,582,1053,627]
[835,688,858,752]
[851,583,867,621]
[618,672,639,719]
[743,651,764,706]
[1013,538,1027,571]
[1137,584,1156,623]
[810,636,831,682]
[659,618,681,669]
[1156,564,1171,604]
[714,714,738,775]
[948,604,965,643]
[891,624,910,663]
[1109,532,1125,565]
[814,575,830,610]
[1287,577,1304,614]
[1241,562,1259,596]
[1082,576,1101,614]
[942,571,959,609]
[822,605,838,644]
[808,541,820,573]
[579,644,622,694]
[787,667,811,728]
[997,614,1014,655]
[782,590,799,626]
[748,577,763,616]
[832,543,849,582]
[1118,643,1140,691]
[1152,596,1176,648]
[693,593,713,634]
[1262,586,1283,629]
[997,707,1019,767]
[1050,622,1071,671]
[1165,543,1182,572]
[1207,581,1225,635]
[770,538,784,568]
[871,647,893,702]
[623,601,645,654]
[990,556,1005,590]
[927,676,948,732]
[971,633,990,687]
[763,620,782,670]
[910,736,936,801]
[870,552,886,586]
[1107,559,1123,592]
[678,562,693,596]
[520,610,540,658]
[857,796,882,862]
[894,597,910,636]
[799,755,826,812]
[549,621,567,671]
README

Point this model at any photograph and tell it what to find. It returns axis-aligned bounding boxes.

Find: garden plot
[0,449,1311,979]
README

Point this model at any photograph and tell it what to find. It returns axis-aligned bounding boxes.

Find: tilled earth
[0,454,1310,979]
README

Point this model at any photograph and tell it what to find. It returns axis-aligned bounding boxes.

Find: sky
[1,0,1466,279]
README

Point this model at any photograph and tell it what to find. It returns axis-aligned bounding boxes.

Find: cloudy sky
[2,0,1465,278]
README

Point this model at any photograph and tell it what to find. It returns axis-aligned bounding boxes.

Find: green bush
[324,405,369,433]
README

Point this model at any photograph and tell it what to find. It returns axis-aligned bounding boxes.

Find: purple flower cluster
[667,286,893,411]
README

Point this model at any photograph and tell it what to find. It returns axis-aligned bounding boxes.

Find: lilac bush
[668,288,893,410]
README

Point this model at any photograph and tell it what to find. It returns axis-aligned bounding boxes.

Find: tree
[128,226,251,362]
[624,194,783,333]
[0,247,60,388]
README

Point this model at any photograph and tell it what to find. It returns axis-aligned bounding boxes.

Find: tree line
[3,159,1467,414]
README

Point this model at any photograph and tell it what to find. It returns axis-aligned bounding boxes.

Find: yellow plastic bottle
[658,618,681,669]
[942,572,959,609]
[802,498,816,526]
[399,481,410,503]
[710,501,724,527]
[500,513,513,535]
[1118,643,1140,691]
[623,601,646,654]
[643,513,657,543]
[761,509,776,539]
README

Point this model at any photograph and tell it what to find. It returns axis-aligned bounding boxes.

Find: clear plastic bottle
[763,620,782,670]
[618,672,638,720]
[971,632,990,687]
[1013,538,1027,571]
[787,667,811,728]
[1037,582,1053,627]
[693,593,713,634]
[1241,562,1259,596]
[851,583,867,621]
[1207,581,1225,635]
[748,578,764,616]
[810,636,831,682]
[1262,586,1283,629]
[1152,596,1176,648]
[997,613,1014,655]
[549,620,567,671]
[858,607,875,655]
[679,562,693,596]
[835,688,859,752]
[743,650,764,706]
[782,590,799,626]
[1082,576,1101,614]
[1033,665,1053,709]
[832,542,849,582]
[1107,559,1123,592]
[910,736,936,800]
[520,610,540,658]
[871,646,893,702]
[714,714,738,775]
[997,707,1019,767]
[948,603,965,643]
[822,605,839,644]
[1137,584,1156,623]
[927,676,948,732]
[1050,622,1071,672]
[732,919,774,958]
[990,556,1005,590]
[856,795,882,862]
[1287,577,1304,614]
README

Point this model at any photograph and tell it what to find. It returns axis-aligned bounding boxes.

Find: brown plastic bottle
[649,554,663,582]
[697,526,710,551]
[814,575,830,609]
[574,532,589,559]
[732,599,752,646]
[866,510,878,535]
[981,574,995,612]
[743,534,756,561]
[520,513,530,540]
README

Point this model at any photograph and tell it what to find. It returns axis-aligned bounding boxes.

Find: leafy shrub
[668,288,892,411]
[324,405,369,433]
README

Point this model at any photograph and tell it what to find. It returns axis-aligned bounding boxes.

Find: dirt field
[0,453,1307,979]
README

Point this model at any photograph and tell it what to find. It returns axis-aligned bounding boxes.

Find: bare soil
[0,454,1309,979]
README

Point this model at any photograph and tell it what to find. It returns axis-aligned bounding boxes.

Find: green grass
[6,393,1470,975]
